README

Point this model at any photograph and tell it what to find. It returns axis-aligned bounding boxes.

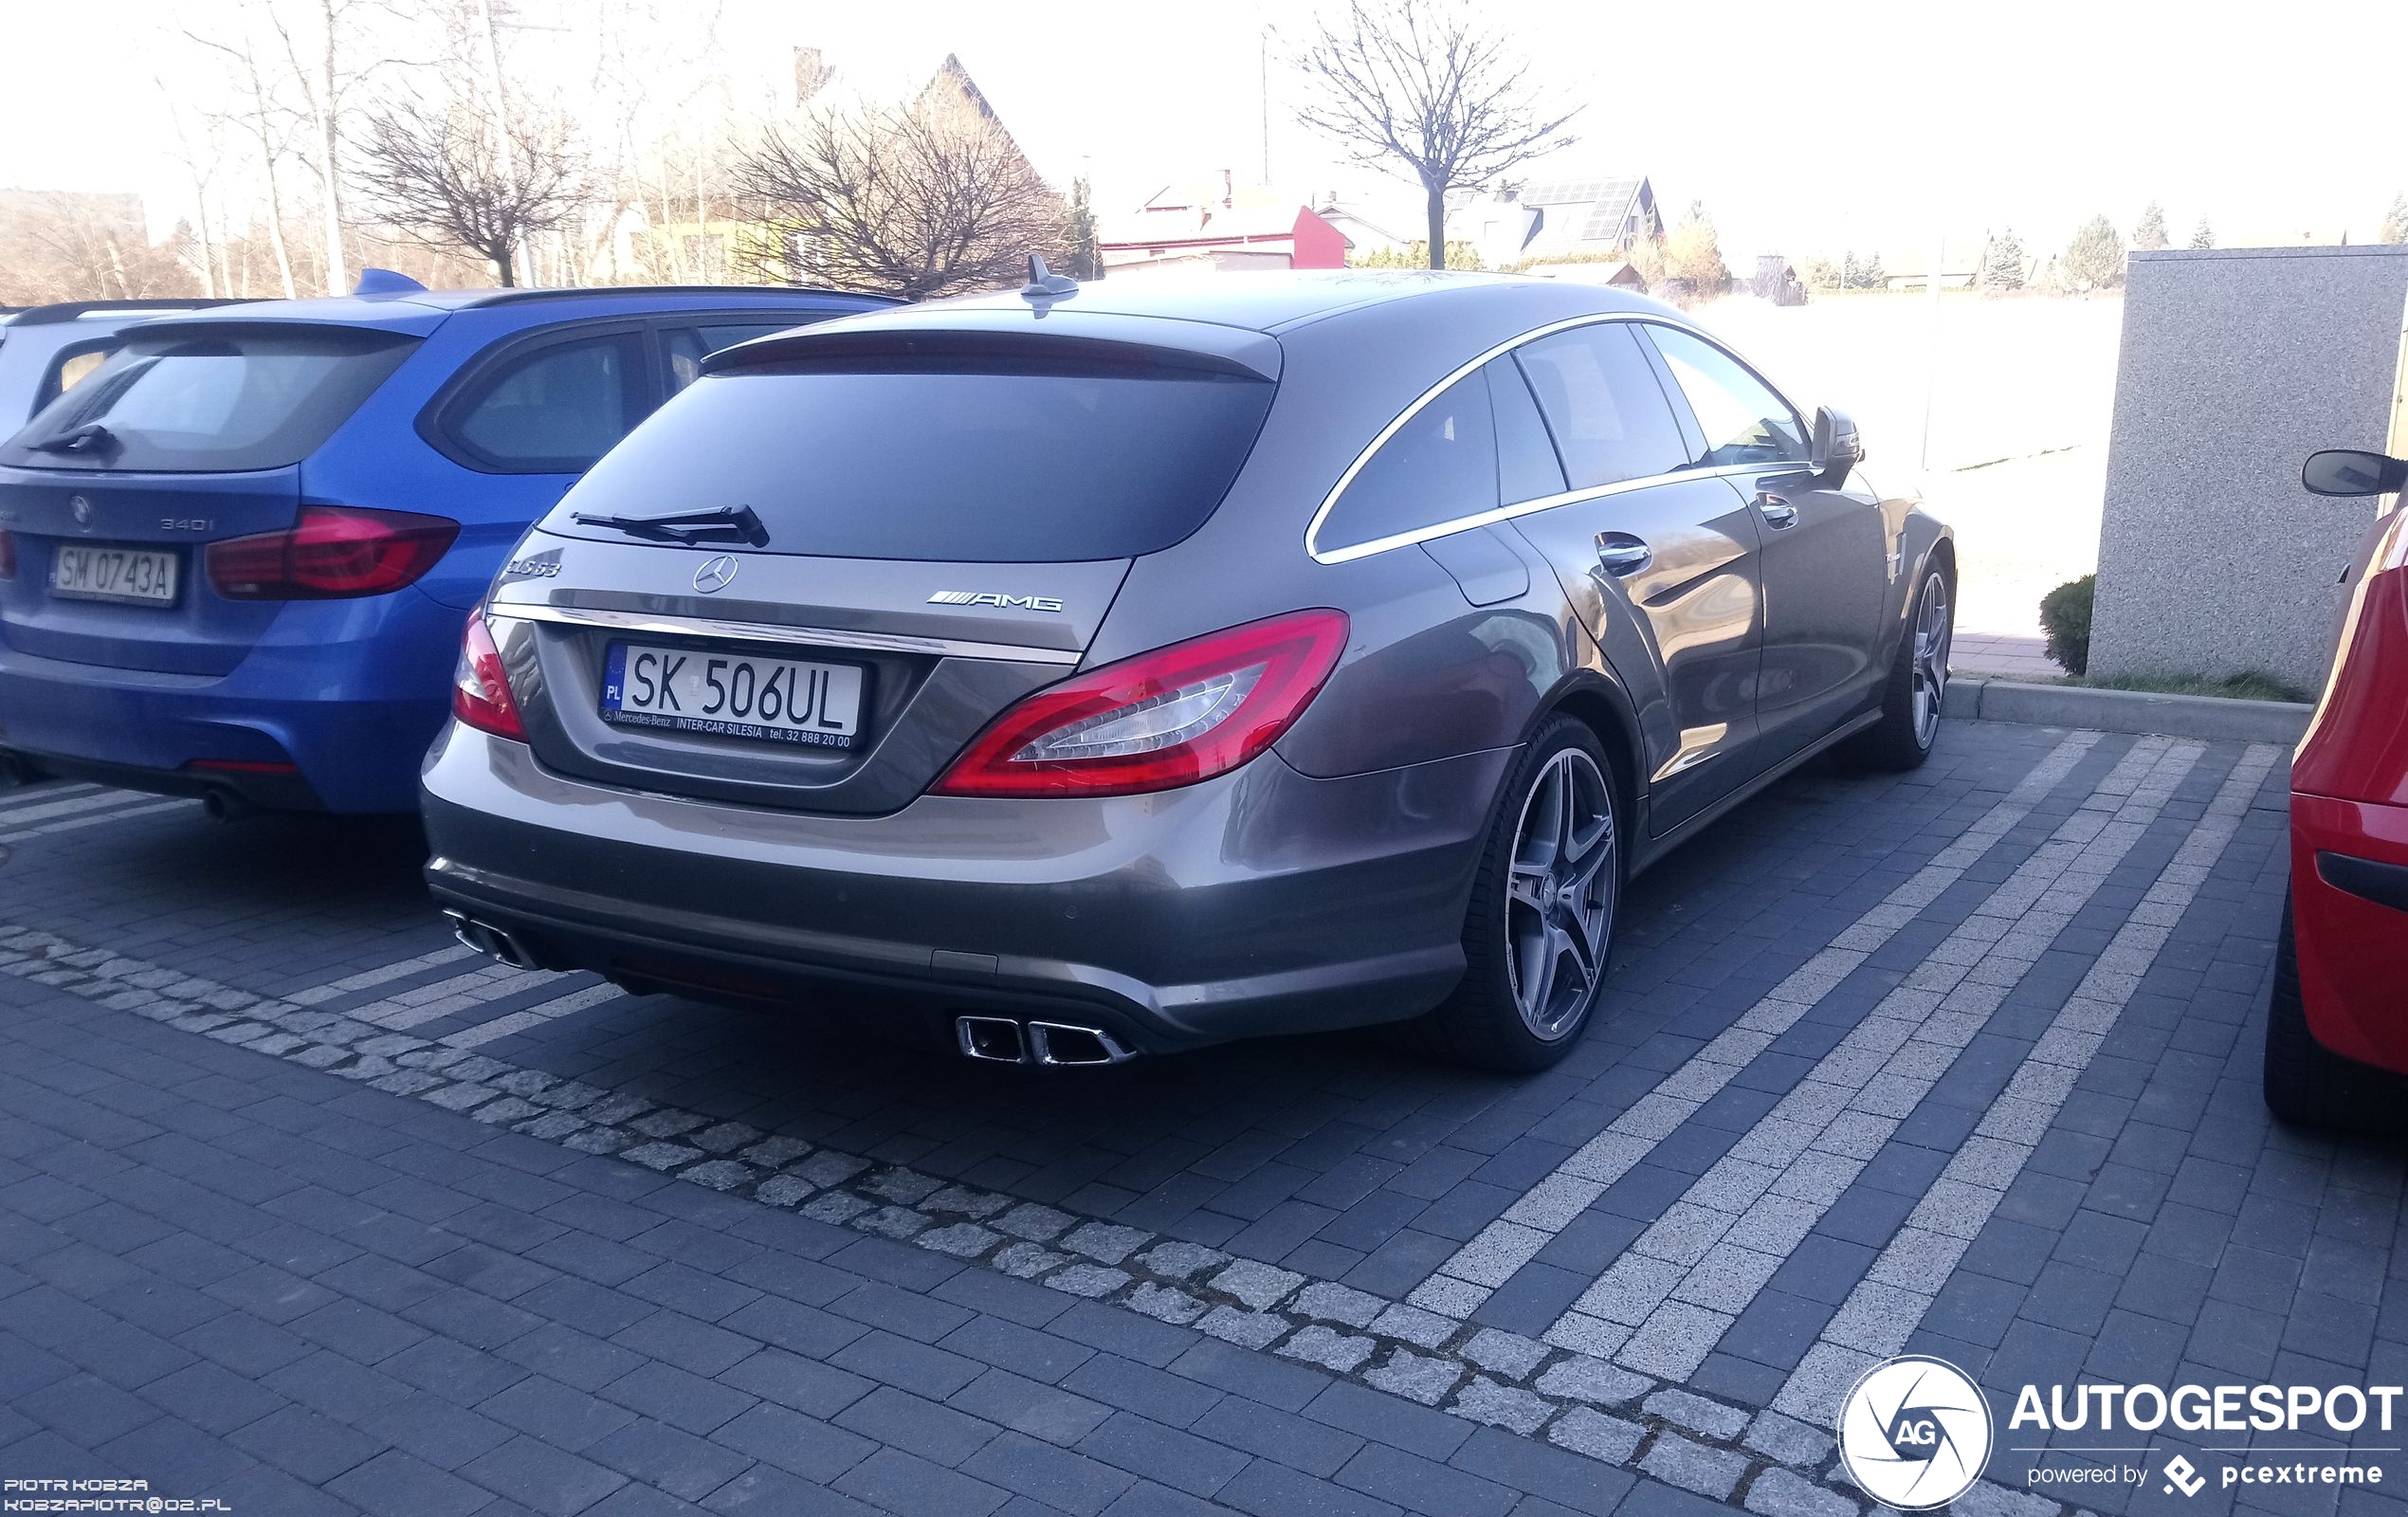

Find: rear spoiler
[7,299,244,326]
[705,309,1282,382]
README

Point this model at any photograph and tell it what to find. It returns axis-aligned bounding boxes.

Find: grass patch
[2070,671,2311,704]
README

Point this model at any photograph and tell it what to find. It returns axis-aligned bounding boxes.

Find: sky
[5,0,2404,268]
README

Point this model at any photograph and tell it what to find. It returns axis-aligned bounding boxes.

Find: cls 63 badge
[502,555,561,578]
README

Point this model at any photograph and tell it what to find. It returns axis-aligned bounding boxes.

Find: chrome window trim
[484,601,1083,665]
[1304,312,1808,565]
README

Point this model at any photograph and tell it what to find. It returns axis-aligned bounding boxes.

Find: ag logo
[69,495,91,527]
[1835,1355,1993,1509]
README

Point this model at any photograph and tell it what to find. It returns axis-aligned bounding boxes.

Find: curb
[1944,674,2310,744]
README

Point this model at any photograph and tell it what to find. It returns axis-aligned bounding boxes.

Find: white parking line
[1772,743,2283,1423]
[350,962,577,1031]
[1549,738,2204,1377]
[1406,729,2103,1319]
[438,981,629,1050]
[0,798,193,843]
[285,943,482,1006]
[0,782,101,815]
[0,789,158,828]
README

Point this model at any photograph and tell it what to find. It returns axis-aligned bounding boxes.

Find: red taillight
[206,506,459,600]
[934,610,1349,799]
[0,529,14,580]
[453,609,526,740]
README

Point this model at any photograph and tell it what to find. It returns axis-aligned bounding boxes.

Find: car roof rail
[6,298,245,326]
[456,283,904,309]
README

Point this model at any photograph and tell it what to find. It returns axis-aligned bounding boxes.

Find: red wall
[1289,209,1347,269]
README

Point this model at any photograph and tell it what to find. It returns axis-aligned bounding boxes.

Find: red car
[2265,448,2408,1127]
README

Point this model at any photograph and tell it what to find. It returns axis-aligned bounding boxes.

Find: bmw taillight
[933,610,1348,798]
[207,506,458,599]
[453,609,526,740]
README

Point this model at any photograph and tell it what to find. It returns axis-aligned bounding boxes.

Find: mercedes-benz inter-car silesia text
[422,271,1956,1071]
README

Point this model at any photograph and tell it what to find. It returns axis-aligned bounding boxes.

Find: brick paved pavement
[3,718,2400,1517]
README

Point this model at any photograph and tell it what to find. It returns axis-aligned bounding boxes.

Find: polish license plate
[50,543,179,606]
[601,642,865,749]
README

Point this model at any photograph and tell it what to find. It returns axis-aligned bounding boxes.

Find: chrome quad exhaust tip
[956,1015,1026,1063]
[1026,1021,1136,1066]
[442,909,543,972]
[954,1015,1135,1066]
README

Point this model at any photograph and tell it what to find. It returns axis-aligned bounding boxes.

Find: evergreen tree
[1066,177,1101,280]
[2381,194,2408,246]
[2133,201,2169,251]
[1981,228,2025,291]
[2063,213,2125,290]
[2188,216,2214,250]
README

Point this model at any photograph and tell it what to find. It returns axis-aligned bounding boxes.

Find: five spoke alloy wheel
[1416,717,1623,1071]
[1910,569,1952,749]
[1505,746,1617,1041]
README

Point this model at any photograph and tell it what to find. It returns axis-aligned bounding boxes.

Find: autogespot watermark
[1834,1360,2404,1505]
[1,1479,232,1514]
[2004,1376,2399,1496]
[1837,1355,1998,1509]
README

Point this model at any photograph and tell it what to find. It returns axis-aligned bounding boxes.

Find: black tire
[1852,559,1955,772]
[2262,890,2400,1132]
[1408,715,1622,1073]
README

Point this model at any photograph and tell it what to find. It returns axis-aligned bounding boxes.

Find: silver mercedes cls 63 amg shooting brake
[422,269,1954,1072]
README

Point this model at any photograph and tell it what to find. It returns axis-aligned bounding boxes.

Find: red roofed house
[1099,173,1348,277]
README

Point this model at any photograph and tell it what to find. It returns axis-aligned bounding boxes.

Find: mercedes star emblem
[692,555,740,594]
[69,495,90,526]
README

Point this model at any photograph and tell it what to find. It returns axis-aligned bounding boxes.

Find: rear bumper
[419,723,1513,1052]
[0,590,461,813]
[2290,791,2408,1071]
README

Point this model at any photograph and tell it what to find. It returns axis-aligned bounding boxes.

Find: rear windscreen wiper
[27,421,118,455]
[570,504,769,548]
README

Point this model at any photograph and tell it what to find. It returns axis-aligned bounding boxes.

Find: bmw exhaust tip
[956,1016,1026,1063]
[1027,1021,1136,1067]
[442,909,543,972]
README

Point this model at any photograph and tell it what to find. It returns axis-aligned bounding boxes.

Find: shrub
[2039,574,2095,674]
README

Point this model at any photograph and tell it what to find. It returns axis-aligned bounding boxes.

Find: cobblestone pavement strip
[0,722,2395,1517]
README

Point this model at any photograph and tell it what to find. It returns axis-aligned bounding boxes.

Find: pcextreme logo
[1836,1356,1996,1509]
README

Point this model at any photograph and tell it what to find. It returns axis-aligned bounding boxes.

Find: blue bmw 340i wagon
[0,275,892,813]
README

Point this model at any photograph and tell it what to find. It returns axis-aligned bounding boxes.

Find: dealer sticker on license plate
[601,642,865,749]
[51,543,179,606]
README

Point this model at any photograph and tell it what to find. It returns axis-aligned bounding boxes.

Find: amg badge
[928,591,1066,612]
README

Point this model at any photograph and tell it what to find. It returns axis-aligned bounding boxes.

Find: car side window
[664,322,795,394]
[448,331,647,472]
[1487,356,1567,504]
[1317,367,1498,555]
[40,344,117,413]
[1643,324,1808,467]
[1511,323,1688,490]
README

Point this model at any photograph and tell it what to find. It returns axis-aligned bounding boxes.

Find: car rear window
[0,324,417,473]
[543,357,1277,562]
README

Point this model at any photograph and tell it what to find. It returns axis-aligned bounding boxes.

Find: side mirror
[2303,448,2407,497]
[1810,405,1865,483]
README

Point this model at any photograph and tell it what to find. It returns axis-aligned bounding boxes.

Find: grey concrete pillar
[2089,246,2408,692]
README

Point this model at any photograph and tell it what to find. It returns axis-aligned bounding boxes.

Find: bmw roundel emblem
[692,555,740,594]
[69,495,90,526]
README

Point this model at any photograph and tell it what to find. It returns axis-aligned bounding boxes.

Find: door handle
[1757,494,1797,529]
[1594,534,1651,576]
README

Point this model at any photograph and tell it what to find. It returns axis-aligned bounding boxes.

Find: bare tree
[1292,0,1577,269]
[0,192,194,304]
[731,88,1067,298]
[184,22,302,298]
[356,98,587,285]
